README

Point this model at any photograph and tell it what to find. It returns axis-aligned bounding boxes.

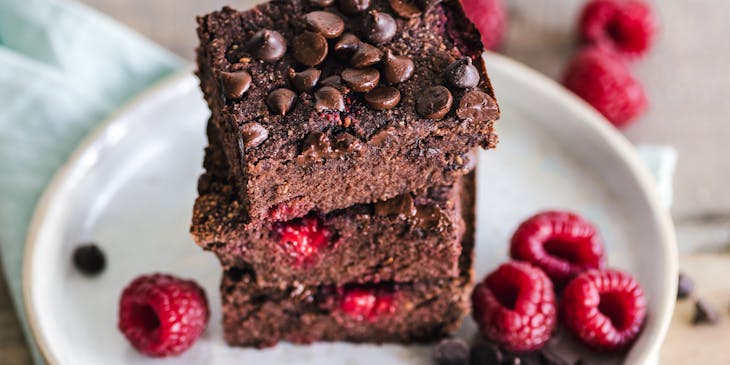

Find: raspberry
[579,0,657,59]
[340,287,396,321]
[562,269,646,352]
[510,211,605,287]
[471,262,557,352]
[563,47,647,128]
[118,273,209,357]
[461,0,507,50]
[274,215,333,265]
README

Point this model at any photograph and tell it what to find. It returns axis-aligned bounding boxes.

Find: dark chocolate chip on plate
[339,0,371,14]
[389,0,423,18]
[218,71,252,100]
[341,67,380,92]
[334,33,361,58]
[350,42,383,68]
[292,31,329,67]
[445,57,481,89]
[289,68,322,92]
[433,338,470,365]
[266,88,297,116]
[239,122,269,149]
[364,86,401,110]
[456,90,499,122]
[304,11,345,39]
[72,243,106,276]
[362,10,397,44]
[693,298,720,325]
[315,86,345,111]
[246,29,287,62]
[417,86,453,119]
[677,272,694,299]
[382,50,414,84]
[309,0,335,7]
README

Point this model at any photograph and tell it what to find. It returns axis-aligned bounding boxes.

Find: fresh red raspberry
[340,287,396,321]
[471,262,557,352]
[579,0,657,59]
[563,47,647,128]
[562,269,647,352]
[510,211,605,287]
[118,273,209,357]
[274,216,333,265]
[461,0,507,50]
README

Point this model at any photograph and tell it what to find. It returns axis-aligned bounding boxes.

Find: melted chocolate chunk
[246,29,287,62]
[300,132,333,161]
[382,50,414,84]
[304,11,346,39]
[389,0,423,18]
[339,0,371,14]
[362,10,397,44]
[266,88,297,115]
[456,90,498,122]
[239,122,269,149]
[375,194,416,218]
[334,33,362,58]
[292,31,329,66]
[444,57,480,89]
[289,68,322,92]
[350,42,383,68]
[341,67,380,92]
[333,133,364,155]
[364,86,401,110]
[219,71,252,100]
[417,86,453,119]
[315,86,345,111]
[414,204,450,231]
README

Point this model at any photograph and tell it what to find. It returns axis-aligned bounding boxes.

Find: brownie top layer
[196,0,499,164]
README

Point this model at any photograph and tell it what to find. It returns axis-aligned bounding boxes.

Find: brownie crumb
[677,272,693,300]
[433,338,470,365]
[72,243,106,276]
[692,298,720,325]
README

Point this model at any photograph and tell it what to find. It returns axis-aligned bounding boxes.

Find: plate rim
[22,53,678,365]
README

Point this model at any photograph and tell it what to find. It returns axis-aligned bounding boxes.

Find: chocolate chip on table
[289,68,321,92]
[382,50,414,84]
[339,0,371,14]
[266,88,297,115]
[677,272,694,300]
[350,42,383,68]
[72,243,106,276]
[218,71,252,100]
[362,10,397,44]
[469,342,502,365]
[334,33,361,58]
[239,122,269,149]
[315,86,345,111]
[309,0,335,6]
[389,0,423,18]
[417,86,453,119]
[246,29,287,62]
[292,31,329,67]
[341,67,380,92]
[456,90,499,122]
[304,11,345,39]
[444,57,481,89]
[693,298,720,325]
[364,86,401,110]
[433,338,470,365]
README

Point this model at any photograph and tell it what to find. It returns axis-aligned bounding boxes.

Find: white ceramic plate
[23,53,677,365]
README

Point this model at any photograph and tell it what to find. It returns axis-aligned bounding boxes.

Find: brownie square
[195,0,499,225]
[192,121,473,286]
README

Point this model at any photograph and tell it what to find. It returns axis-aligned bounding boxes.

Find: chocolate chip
[320,75,350,93]
[456,90,499,122]
[246,29,287,62]
[304,11,345,39]
[445,57,481,89]
[350,42,383,68]
[415,205,450,231]
[389,0,423,18]
[365,86,401,110]
[289,68,321,92]
[334,33,361,58]
[469,342,502,365]
[382,50,414,84]
[309,0,335,6]
[300,132,333,161]
[677,272,694,300]
[693,299,720,325]
[72,243,106,276]
[292,31,329,67]
[339,0,370,14]
[362,10,397,44]
[540,349,571,365]
[417,86,453,119]
[266,88,297,115]
[433,338,470,365]
[315,86,345,111]
[341,67,380,92]
[375,194,416,218]
[239,122,269,149]
[333,133,364,155]
[219,71,252,100]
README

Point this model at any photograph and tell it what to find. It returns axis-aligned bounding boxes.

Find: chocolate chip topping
[319,75,350,93]
[304,11,346,39]
[339,0,371,14]
[456,90,499,122]
[341,67,380,92]
[375,194,416,219]
[417,86,453,119]
[333,133,364,154]
[289,68,321,92]
[292,31,329,66]
[414,205,450,231]
[266,88,297,115]
[315,86,345,111]
[309,0,335,6]
[445,57,480,89]
[300,132,333,161]
[362,10,397,44]
[382,50,414,84]
[389,0,423,18]
[693,299,720,325]
[219,71,252,100]
[350,42,383,68]
[334,33,361,58]
[365,86,401,110]
[239,122,269,149]
[72,243,106,276]
[246,29,287,62]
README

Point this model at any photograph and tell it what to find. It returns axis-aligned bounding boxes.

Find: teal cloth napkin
[0,0,182,362]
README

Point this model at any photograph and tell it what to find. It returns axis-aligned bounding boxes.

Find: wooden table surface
[2,0,729,363]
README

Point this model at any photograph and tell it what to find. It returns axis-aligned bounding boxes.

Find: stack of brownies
[191,0,499,347]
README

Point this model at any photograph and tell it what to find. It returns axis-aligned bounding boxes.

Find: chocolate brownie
[192,121,473,286]
[195,0,499,225]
